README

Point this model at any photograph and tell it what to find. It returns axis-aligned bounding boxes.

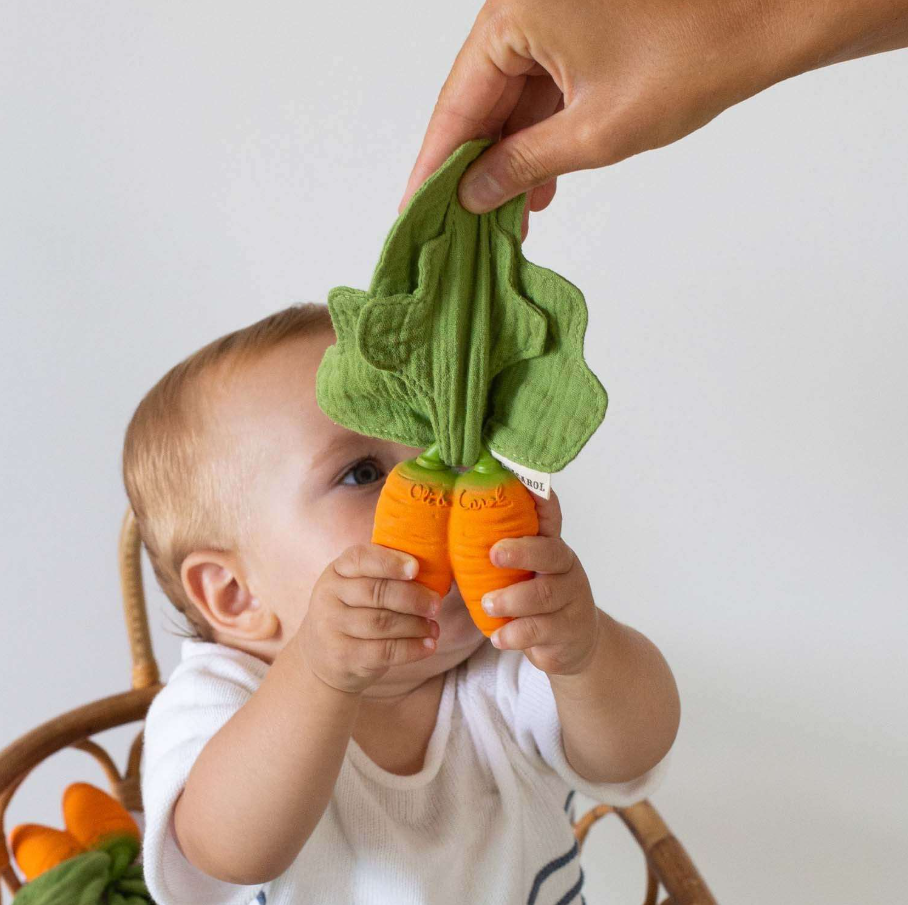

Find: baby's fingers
[340,574,441,620]
[490,536,575,574]
[334,543,418,581]
[533,488,562,538]
[343,605,439,646]
[338,591,441,667]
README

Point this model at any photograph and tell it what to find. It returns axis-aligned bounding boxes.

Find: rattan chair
[0,507,718,905]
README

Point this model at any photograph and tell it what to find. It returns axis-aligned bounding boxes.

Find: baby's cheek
[341,495,384,546]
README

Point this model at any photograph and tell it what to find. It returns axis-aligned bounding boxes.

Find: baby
[123,301,681,905]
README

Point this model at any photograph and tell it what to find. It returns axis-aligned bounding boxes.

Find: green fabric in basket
[11,851,154,905]
[315,137,607,472]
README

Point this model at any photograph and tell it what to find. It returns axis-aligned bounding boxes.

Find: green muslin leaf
[11,853,155,905]
[483,235,608,472]
[316,137,607,471]
[317,286,435,450]
[11,851,110,905]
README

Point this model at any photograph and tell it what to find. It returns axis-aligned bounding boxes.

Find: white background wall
[2,4,906,903]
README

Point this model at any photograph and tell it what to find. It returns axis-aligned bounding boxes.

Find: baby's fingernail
[403,559,418,578]
[490,629,503,648]
[481,594,495,615]
[492,544,510,566]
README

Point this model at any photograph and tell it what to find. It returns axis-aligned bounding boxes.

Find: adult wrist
[769,0,908,82]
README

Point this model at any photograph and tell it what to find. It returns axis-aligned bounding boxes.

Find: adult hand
[399,0,908,239]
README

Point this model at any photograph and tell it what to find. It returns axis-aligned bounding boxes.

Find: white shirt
[141,638,671,905]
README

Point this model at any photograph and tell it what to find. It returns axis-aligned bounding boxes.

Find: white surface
[1,4,906,903]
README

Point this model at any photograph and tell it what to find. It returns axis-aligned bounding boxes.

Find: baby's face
[217,330,484,684]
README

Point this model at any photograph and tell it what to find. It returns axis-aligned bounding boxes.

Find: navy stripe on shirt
[564,790,575,813]
[554,867,585,905]
[564,790,577,825]
[527,838,584,905]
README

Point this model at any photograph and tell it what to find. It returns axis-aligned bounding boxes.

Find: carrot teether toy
[317,137,608,637]
[449,445,539,637]
[371,443,457,599]
[371,440,538,638]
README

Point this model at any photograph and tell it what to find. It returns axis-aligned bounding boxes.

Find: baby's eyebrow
[307,435,361,473]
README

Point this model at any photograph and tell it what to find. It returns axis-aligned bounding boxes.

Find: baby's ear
[181,550,279,642]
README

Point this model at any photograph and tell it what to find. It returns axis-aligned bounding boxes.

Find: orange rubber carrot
[62,783,139,851]
[449,445,539,637]
[8,824,85,882]
[372,443,457,598]
[62,782,140,877]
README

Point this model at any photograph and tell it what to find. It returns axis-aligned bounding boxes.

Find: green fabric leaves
[316,137,607,472]
[11,852,153,905]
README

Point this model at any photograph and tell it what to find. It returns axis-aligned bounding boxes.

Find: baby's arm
[548,611,680,783]
[173,543,440,886]
[483,490,680,783]
[173,640,359,885]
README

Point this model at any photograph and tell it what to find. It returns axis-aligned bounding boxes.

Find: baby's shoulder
[141,641,269,768]
[146,640,268,719]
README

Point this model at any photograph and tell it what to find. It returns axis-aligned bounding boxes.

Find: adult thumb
[457,108,591,214]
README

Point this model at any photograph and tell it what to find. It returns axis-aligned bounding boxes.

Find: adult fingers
[507,77,562,242]
[397,8,544,214]
[521,93,562,213]
[500,70,563,144]
[522,178,557,241]
[457,104,593,213]
[528,178,557,212]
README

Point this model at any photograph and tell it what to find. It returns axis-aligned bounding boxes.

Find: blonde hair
[122,301,334,641]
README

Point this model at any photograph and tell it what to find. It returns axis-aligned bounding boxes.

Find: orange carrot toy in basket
[8,781,153,903]
[317,138,607,637]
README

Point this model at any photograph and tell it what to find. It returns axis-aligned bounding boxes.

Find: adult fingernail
[460,171,504,213]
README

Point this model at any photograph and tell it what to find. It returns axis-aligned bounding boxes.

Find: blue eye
[340,457,386,487]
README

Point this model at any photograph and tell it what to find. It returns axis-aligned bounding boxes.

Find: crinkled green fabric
[11,852,154,905]
[316,137,607,472]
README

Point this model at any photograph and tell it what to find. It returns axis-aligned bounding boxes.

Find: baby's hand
[481,490,601,677]
[297,544,442,695]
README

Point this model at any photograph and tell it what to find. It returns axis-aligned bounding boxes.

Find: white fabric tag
[488,448,551,499]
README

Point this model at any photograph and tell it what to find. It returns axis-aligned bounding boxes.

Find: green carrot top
[315,138,607,472]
